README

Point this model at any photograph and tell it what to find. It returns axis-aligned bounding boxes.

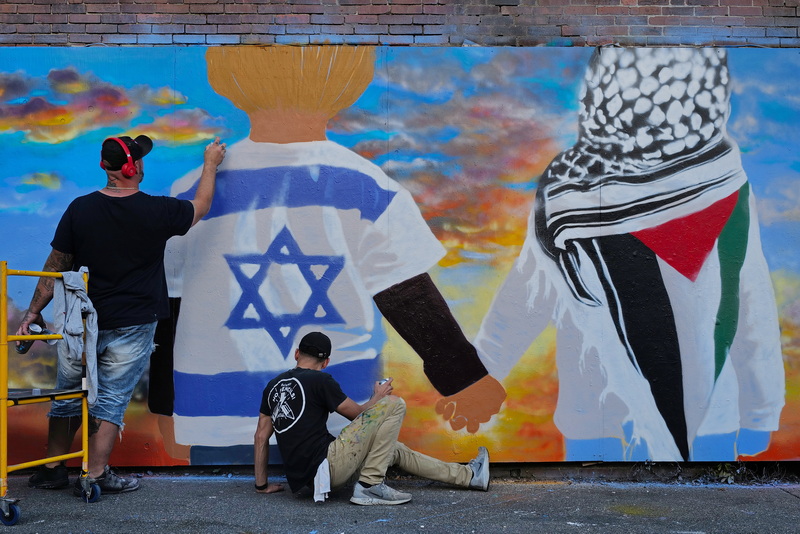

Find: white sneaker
[468,446,490,491]
[350,481,412,505]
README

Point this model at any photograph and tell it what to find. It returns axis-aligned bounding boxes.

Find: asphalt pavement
[2,466,799,533]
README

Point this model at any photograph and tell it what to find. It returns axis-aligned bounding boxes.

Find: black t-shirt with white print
[260,367,347,493]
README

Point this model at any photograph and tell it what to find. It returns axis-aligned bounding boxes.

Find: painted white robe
[475,190,784,461]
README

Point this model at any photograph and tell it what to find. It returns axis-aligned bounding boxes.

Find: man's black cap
[101,135,153,171]
[299,332,331,359]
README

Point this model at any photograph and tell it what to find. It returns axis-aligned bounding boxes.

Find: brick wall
[0,0,799,46]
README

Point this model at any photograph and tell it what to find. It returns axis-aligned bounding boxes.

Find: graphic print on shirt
[269,377,306,433]
[225,226,346,357]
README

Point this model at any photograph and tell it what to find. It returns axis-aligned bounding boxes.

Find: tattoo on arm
[27,249,73,315]
[44,250,74,272]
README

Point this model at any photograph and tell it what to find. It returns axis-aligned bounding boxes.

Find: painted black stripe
[547,171,737,242]
[546,139,732,197]
[589,234,690,461]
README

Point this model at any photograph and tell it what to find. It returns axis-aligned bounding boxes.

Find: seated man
[254,332,491,505]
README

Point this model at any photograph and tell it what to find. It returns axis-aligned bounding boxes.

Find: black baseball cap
[298,332,331,359]
[101,135,153,170]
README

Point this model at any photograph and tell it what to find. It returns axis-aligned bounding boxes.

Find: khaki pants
[326,396,473,488]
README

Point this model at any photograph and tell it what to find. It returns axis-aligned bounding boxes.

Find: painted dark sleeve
[373,273,488,396]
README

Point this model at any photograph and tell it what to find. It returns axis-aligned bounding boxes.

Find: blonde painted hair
[206,46,375,119]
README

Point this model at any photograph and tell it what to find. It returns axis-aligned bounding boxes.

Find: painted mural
[2,46,799,467]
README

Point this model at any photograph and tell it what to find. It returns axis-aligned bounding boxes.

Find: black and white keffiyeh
[535,47,747,304]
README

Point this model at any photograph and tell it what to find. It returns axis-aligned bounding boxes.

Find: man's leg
[44,414,116,478]
[30,347,84,489]
[88,420,119,476]
[44,416,81,466]
[42,416,119,482]
[79,322,156,493]
[328,396,413,505]
[390,442,473,487]
[327,396,406,488]
[29,416,81,489]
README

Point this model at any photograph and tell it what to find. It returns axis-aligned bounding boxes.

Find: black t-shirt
[51,191,194,330]
[261,368,347,493]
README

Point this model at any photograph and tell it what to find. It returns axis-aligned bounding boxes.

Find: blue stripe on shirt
[176,165,397,222]
[173,357,382,418]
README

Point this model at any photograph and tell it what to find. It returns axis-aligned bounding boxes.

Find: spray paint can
[15,323,57,354]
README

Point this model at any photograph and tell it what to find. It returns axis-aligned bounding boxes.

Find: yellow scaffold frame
[0,261,99,525]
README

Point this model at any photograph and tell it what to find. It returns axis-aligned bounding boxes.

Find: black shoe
[28,464,69,489]
[74,465,139,496]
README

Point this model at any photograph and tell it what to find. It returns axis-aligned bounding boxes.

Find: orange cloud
[134,109,223,145]
[1,67,213,144]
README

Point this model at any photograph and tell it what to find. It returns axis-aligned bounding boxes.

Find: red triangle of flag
[631,192,739,281]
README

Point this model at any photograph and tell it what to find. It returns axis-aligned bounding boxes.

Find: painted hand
[435,375,506,433]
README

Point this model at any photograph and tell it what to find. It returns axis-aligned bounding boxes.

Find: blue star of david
[224,226,345,356]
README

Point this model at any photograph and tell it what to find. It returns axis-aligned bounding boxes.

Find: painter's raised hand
[205,136,227,168]
[372,377,394,400]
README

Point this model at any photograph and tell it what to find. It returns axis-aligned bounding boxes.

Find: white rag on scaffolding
[52,267,98,406]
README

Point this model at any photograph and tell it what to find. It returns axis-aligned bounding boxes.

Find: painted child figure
[162,46,506,460]
[475,47,784,462]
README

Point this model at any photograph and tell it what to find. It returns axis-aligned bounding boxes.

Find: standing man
[254,332,490,505]
[16,134,226,494]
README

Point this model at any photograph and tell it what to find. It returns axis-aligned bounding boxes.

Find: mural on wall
[2,46,799,466]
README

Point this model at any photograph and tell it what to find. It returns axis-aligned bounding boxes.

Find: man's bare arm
[253,413,283,494]
[335,379,394,421]
[16,248,73,337]
[190,137,226,227]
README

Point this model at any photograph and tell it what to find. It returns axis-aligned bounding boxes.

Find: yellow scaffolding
[0,261,99,525]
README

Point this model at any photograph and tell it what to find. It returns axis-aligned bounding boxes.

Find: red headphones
[100,137,138,178]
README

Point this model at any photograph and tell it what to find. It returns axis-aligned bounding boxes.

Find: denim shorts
[49,321,157,427]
